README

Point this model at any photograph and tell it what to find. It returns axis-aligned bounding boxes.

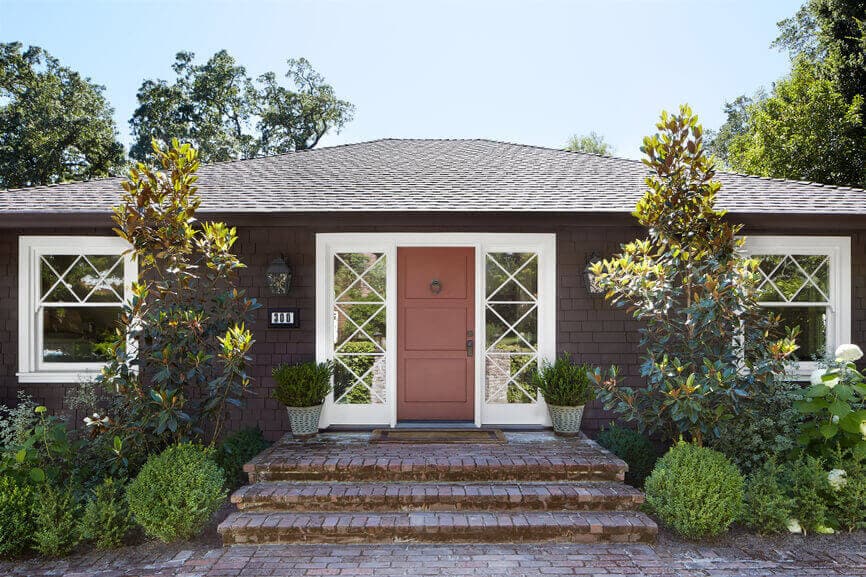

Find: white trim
[740,235,851,377]
[17,236,136,384]
[316,233,556,427]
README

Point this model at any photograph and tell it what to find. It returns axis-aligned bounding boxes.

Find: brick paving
[2,534,865,576]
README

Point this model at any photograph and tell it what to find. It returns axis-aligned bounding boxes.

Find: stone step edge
[218,510,657,545]
[246,463,625,483]
[231,481,645,512]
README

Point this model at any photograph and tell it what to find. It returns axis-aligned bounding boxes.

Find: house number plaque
[268,308,300,329]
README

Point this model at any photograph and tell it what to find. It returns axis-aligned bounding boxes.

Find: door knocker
[430,279,442,294]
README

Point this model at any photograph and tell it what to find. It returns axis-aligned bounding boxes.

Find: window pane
[42,306,120,363]
[332,252,387,404]
[41,254,124,304]
[485,252,539,404]
[754,254,829,304]
[764,306,827,360]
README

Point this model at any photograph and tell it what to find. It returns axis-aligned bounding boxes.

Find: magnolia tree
[94,140,258,462]
[590,105,798,445]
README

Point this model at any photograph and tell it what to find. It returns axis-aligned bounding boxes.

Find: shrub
[127,444,226,542]
[272,361,333,408]
[0,392,39,449]
[33,483,80,557]
[532,354,594,406]
[796,347,866,461]
[710,380,802,475]
[742,461,794,534]
[825,453,866,532]
[215,427,271,489]
[782,455,830,534]
[80,477,133,549]
[0,475,34,557]
[595,423,658,487]
[644,442,743,538]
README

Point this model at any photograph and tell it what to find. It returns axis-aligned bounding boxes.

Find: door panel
[397,247,474,421]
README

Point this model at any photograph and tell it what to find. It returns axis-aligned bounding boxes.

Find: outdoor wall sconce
[585,252,605,295]
[266,256,293,295]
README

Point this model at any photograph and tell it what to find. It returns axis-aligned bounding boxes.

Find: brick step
[245,455,625,483]
[231,481,644,512]
[218,510,657,545]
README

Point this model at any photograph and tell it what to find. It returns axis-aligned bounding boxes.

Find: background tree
[130,51,354,163]
[709,0,866,187]
[0,43,125,188]
[565,131,614,155]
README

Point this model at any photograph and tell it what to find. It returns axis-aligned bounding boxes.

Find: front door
[397,247,474,421]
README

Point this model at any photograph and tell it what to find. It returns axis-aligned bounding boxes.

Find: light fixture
[585,251,605,295]
[266,256,292,295]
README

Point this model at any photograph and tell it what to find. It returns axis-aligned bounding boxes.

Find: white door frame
[316,233,556,428]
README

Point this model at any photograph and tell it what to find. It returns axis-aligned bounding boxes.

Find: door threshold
[395,421,477,429]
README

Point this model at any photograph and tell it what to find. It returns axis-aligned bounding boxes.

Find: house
[1,139,865,439]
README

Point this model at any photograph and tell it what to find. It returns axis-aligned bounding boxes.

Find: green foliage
[713,0,866,188]
[590,106,798,445]
[709,380,802,475]
[215,427,271,489]
[532,354,594,407]
[644,442,743,538]
[782,454,830,534]
[825,453,866,532]
[80,477,133,549]
[0,475,34,557]
[0,42,125,188]
[334,341,376,404]
[96,140,259,451]
[727,58,865,188]
[0,405,83,488]
[127,444,226,542]
[273,361,334,408]
[0,392,39,449]
[595,423,658,487]
[130,51,354,162]
[33,483,80,557]
[796,353,866,461]
[565,131,614,155]
[742,461,795,534]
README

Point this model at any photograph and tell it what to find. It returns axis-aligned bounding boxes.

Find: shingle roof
[2,138,865,215]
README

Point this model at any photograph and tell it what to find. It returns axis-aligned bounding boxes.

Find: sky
[1,0,801,159]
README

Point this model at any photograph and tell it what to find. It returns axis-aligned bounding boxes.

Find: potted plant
[272,360,333,437]
[533,354,595,436]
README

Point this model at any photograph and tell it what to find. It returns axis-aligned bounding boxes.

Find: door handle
[466,339,474,357]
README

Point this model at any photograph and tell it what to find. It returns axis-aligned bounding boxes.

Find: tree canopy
[129,51,354,163]
[565,131,614,155]
[0,43,125,189]
[709,0,866,188]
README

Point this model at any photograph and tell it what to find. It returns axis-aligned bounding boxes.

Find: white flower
[835,344,863,363]
[787,518,802,534]
[860,420,866,441]
[827,469,848,491]
[831,415,840,424]
[83,412,109,428]
[810,368,839,388]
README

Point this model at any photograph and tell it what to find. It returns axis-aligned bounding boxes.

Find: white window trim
[739,235,851,378]
[316,233,556,428]
[17,236,136,384]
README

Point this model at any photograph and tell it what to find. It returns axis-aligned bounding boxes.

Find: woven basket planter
[286,404,323,437]
[546,404,585,436]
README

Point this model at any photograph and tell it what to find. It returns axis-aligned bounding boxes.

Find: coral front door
[397,247,475,421]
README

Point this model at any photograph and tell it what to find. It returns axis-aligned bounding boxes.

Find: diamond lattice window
[754,254,830,360]
[484,252,539,404]
[332,253,387,404]
[39,254,126,364]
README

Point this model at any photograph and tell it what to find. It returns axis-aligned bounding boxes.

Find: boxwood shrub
[0,475,34,557]
[127,444,226,542]
[80,477,133,549]
[645,441,743,538]
[595,423,658,487]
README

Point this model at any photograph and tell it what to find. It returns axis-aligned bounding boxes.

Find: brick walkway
[2,534,865,576]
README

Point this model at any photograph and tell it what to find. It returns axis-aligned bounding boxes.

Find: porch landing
[219,431,657,545]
